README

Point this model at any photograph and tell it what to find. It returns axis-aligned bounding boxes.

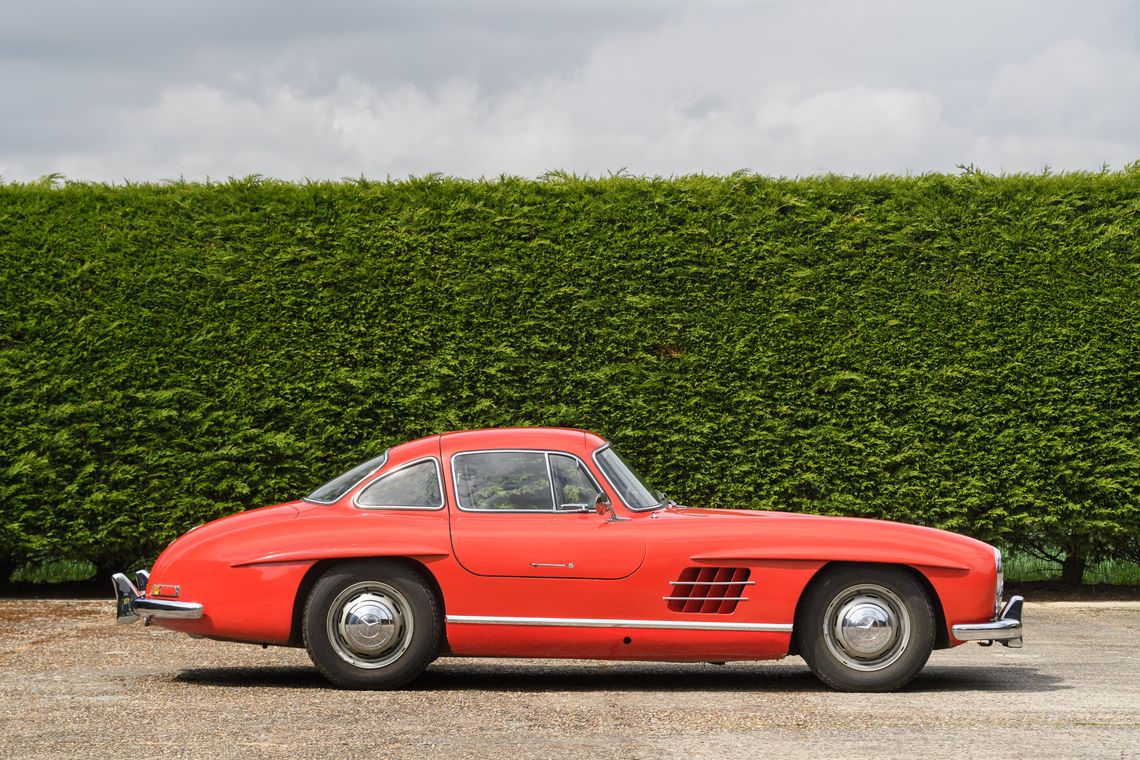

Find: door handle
[530,562,575,569]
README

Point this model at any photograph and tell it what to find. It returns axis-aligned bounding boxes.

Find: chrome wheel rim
[326,581,414,669]
[822,583,911,672]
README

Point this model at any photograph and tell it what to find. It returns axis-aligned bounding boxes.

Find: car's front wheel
[303,560,441,689]
[797,565,935,692]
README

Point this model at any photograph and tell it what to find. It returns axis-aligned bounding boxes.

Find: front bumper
[951,595,1024,648]
[112,571,204,624]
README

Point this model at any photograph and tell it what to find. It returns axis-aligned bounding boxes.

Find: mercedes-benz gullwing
[113,427,1023,692]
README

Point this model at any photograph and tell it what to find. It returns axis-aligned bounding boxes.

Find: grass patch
[1004,552,1140,585]
[9,559,98,584]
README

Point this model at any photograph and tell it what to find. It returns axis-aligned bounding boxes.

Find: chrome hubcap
[327,582,414,669]
[339,593,399,654]
[836,597,895,657]
[823,584,911,671]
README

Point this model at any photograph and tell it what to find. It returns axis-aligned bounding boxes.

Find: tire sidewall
[303,560,441,689]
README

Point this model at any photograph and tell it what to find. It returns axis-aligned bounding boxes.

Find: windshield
[304,452,389,504]
[594,446,662,510]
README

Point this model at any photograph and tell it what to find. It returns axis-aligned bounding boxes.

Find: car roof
[387,427,608,457]
[439,426,607,451]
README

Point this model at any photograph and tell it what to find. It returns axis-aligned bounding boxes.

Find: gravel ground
[0,600,1137,759]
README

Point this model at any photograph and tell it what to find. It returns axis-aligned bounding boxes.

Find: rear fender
[284,555,449,648]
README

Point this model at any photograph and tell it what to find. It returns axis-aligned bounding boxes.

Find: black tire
[303,559,441,689]
[797,565,935,692]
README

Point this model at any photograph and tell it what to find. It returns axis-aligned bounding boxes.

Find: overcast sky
[2,0,1138,182]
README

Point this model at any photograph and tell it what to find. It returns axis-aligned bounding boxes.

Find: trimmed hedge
[2,170,1138,580]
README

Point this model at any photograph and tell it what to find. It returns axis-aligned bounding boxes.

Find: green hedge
[2,170,1138,580]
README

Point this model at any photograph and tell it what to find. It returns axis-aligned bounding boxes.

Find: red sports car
[113,427,1023,692]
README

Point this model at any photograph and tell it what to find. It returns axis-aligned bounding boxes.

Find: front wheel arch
[795,563,936,690]
[790,561,948,655]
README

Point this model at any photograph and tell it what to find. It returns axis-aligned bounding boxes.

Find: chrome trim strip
[590,443,663,512]
[445,615,792,633]
[352,456,446,511]
[450,449,603,513]
[669,580,756,586]
[549,451,605,512]
[662,596,749,602]
[545,452,558,513]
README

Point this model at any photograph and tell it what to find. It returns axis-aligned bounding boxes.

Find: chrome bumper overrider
[952,595,1024,648]
[112,571,204,624]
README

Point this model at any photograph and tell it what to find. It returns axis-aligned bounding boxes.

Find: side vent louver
[665,567,753,614]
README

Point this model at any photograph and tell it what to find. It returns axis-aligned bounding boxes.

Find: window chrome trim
[548,451,605,513]
[450,448,602,513]
[590,443,663,512]
[352,456,445,511]
[445,614,792,633]
[303,450,390,505]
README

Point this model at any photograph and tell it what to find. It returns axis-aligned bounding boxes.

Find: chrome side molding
[446,614,792,633]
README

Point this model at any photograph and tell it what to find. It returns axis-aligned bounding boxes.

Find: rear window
[305,452,389,504]
[356,459,443,509]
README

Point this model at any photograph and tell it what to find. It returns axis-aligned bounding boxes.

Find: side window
[356,459,442,508]
[550,453,599,511]
[454,452,553,511]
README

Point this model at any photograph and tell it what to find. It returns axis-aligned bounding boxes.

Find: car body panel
[141,427,1005,659]
[449,512,646,579]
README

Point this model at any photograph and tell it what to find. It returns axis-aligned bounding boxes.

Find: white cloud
[51,85,346,181]
[985,38,1140,139]
[751,86,961,175]
[4,1,1139,180]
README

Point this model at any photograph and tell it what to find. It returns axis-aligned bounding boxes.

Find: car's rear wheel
[303,560,441,689]
[797,565,935,692]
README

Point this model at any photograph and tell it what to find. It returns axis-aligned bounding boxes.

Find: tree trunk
[1060,552,1087,585]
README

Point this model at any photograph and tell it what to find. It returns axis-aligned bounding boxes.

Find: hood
[656,507,993,572]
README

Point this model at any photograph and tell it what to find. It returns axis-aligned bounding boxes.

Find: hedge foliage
[2,170,1138,578]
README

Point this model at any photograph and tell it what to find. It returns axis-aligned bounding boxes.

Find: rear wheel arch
[301,558,445,688]
[288,556,447,648]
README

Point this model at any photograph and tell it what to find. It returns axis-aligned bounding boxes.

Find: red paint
[146,427,1001,656]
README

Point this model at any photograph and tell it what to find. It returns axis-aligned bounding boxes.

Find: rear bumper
[951,595,1024,648]
[112,571,204,624]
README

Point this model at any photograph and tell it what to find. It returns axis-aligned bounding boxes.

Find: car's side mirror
[594,491,630,522]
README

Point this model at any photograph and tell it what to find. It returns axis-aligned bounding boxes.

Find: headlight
[993,546,1004,616]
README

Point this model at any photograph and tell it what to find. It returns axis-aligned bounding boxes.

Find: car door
[447,448,645,579]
